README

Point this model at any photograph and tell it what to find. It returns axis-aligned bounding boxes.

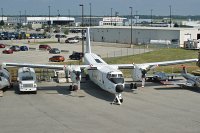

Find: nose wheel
[111,93,123,105]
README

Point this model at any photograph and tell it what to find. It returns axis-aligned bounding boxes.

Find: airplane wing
[135,58,198,70]
[2,62,89,70]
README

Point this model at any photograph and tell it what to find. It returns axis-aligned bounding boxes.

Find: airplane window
[95,59,102,63]
[111,74,117,78]
[118,74,123,77]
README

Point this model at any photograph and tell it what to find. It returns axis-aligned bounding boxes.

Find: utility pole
[111,8,113,26]
[151,9,153,27]
[129,7,133,46]
[68,9,70,28]
[89,3,92,27]
[48,6,51,33]
[169,5,172,27]
[1,8,3,22]
[79,4,84,58]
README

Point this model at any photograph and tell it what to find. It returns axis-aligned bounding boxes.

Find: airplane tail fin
[85,27,91,53]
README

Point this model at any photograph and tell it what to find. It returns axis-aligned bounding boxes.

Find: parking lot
[0,38,151,64]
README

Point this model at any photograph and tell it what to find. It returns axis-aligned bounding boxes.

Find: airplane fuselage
[84,53,124,94]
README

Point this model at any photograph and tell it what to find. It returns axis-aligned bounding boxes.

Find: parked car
[39,44,51,51]
[69,52,84,60]
[2,49,13,54]
[49,55,65,62]
[65,37,79,43]
[20,46,29,51]
[0,44,5,48]
[49,48,60,54]
[10,45,20,51]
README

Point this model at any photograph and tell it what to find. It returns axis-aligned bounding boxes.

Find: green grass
[103,48,199,77]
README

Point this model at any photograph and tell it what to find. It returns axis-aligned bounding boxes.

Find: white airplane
[0,66,11,91]
[2,28,198,104]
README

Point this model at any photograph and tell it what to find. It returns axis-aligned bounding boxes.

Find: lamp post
[48,5,51,33]
[111,8,113,26]
[89,3,92,27]
[19,11,21,28]
[169,5,172,27]
[135,10,138,26]
[151,9,153,27]
[79,4,84,58]
[68,9,70,28]
[129,7,133,46]
[1,8,3,22]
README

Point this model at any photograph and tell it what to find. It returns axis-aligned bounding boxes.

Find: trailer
[17,67,37,94]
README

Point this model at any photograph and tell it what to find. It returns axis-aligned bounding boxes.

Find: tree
[0,20,4,26]
[174,23,179,27]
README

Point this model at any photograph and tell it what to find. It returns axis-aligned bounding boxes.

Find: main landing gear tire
[69,85,78,91]
[130,83,137,89]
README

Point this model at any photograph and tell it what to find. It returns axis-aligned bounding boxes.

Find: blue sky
[0,0,200,16]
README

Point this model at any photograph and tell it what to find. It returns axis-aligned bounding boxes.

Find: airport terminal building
[90,26,200,47]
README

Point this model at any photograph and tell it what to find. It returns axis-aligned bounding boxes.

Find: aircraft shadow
[80,81,115,102]
[154,86,200,93]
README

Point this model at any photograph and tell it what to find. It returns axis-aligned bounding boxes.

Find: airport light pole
[129,7,133,46]
[48,5,51,33]
[135,10,138,26]
[19,11,21,29]
[89,3,92,27]
[151,9,153,27]
[68,9,70,28]
[1,8,3,22]
[79,4,84,58]
[111,8,113,26]
[169,5,172,27]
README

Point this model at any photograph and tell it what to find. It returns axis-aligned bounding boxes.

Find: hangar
[90,26,200,47]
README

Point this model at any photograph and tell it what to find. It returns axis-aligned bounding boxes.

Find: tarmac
[0,80,200,133]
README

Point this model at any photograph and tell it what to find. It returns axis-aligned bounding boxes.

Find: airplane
[2,27,199,105]
[146,71,179,82]
[174,66,200,88]
[0,66,11,91]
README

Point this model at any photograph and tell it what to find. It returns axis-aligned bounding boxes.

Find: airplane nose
[115,85,124,93]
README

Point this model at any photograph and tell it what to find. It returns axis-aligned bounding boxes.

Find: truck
[184,39,200,50]
[17,67,37,94]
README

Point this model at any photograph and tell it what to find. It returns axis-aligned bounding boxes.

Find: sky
[0,0,200,16]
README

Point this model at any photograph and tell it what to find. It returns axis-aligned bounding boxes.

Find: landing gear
[69,85,78,91]
[111,93,123,105]
[130,83,137,90]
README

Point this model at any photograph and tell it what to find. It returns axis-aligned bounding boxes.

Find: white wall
[91,27,185,45]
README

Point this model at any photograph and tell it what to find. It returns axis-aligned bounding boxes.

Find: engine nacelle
[131,65,142,81]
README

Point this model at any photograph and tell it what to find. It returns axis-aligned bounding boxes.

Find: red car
[39,44,51,51]
[0,44,5,48]
[2,49,13,54]
[49,55,65,62]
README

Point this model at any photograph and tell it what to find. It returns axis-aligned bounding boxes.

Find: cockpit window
[118,74,123,78]
[95,59,102,63]
[111,74,117,78]
[107,73,124,84]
